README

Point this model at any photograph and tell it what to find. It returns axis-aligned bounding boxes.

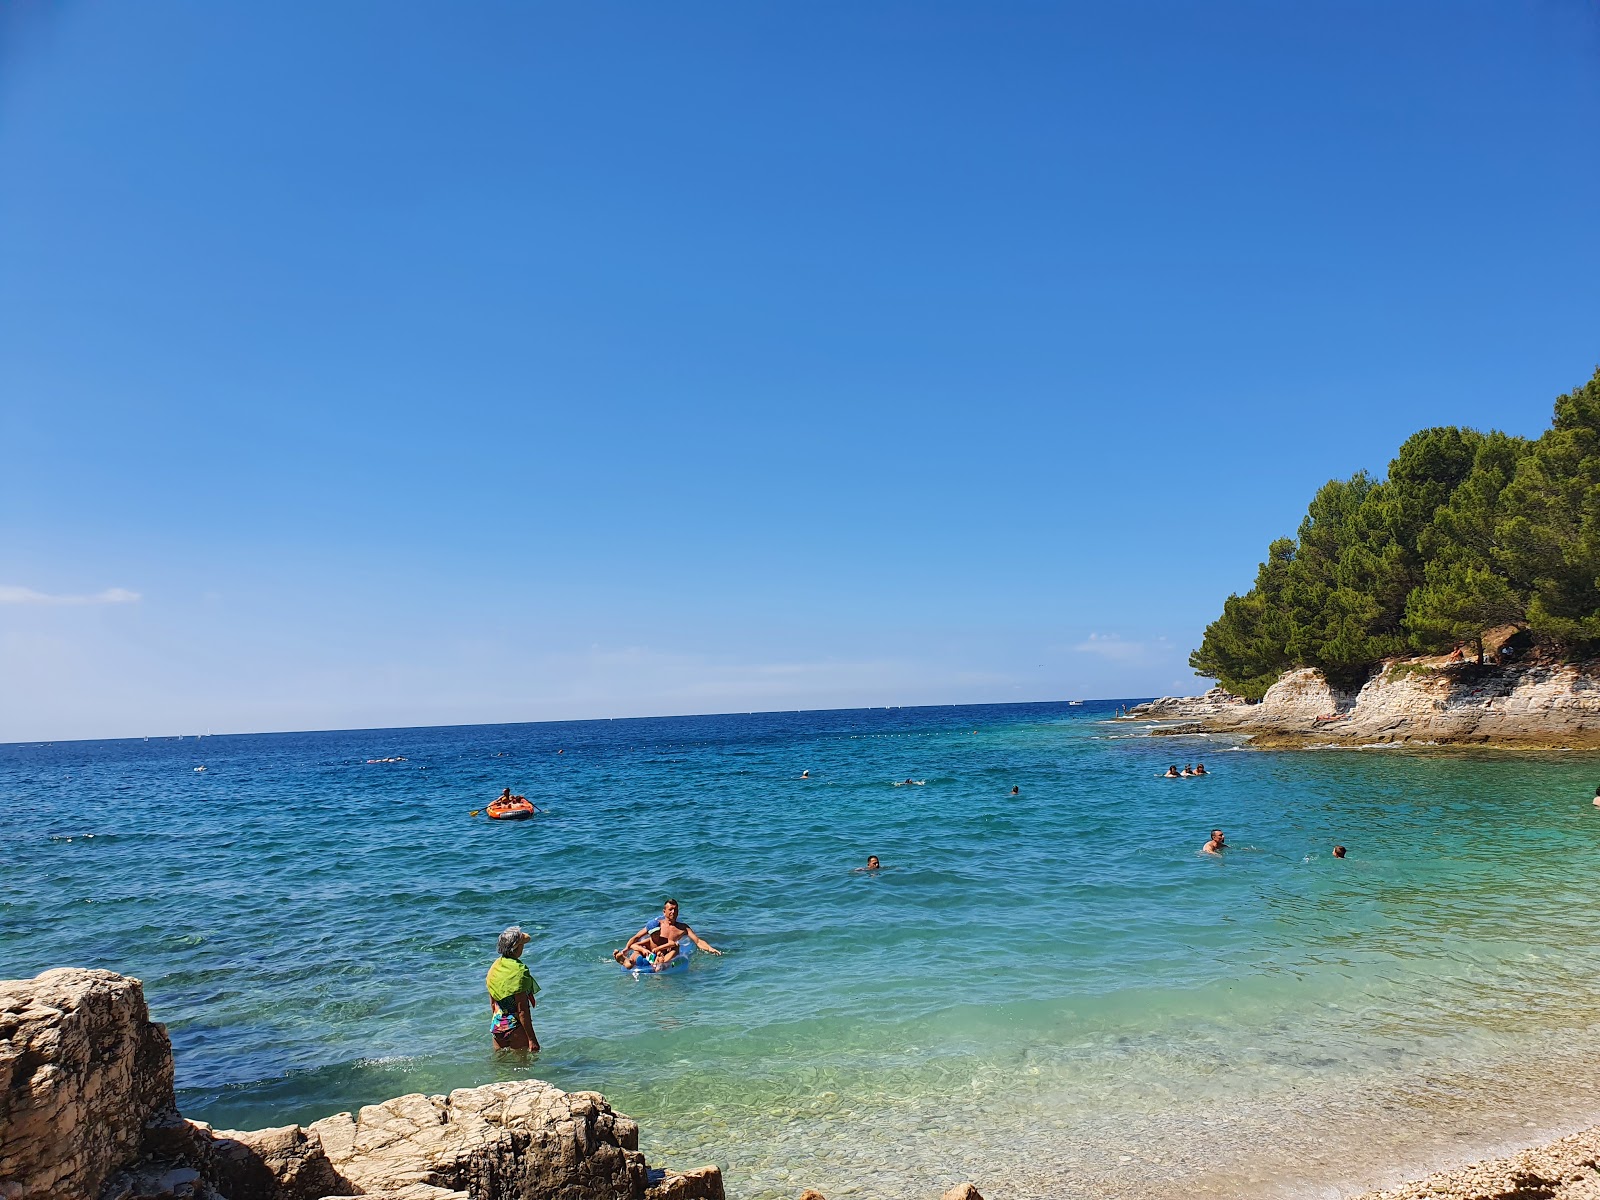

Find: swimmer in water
[1010,785,1019,796]
[1193,763,1208,776]
[1593,784,1600,807]
[1332,845,1346,858]
[1201,829,1226,855]
[1163,765,1181,778]
[853,855,882,872]
[1181,764,1195,777]
[801,770,810,779]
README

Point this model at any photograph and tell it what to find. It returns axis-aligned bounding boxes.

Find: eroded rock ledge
[1124,656,1600,749]
[0,968,722,1200]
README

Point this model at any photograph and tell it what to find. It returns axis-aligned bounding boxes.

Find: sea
[6,700,1600,1199]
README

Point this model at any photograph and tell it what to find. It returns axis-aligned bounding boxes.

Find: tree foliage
[1190,369,1600,697]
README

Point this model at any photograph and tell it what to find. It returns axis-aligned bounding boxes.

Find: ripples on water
[5,702,1600,1198]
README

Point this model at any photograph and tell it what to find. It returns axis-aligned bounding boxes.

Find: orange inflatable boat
[487,795,537,821]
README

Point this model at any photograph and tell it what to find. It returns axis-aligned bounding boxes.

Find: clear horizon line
[0,694,1167,748]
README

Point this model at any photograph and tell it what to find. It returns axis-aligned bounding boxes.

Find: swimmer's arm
[683,925,721,955]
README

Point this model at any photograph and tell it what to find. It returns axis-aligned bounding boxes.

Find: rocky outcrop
[1127,657,1600,748]
[206,1124,349,1200]
[0,968,722,1200]
[0,968,177,1200]
[1124,686,1251,722]
[306,1083,722,1200]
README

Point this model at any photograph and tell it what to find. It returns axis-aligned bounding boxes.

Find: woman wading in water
[486,925,541,1051]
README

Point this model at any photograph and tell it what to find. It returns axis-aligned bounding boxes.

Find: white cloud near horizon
[1070,632,1169,662]
[0,585,141,606]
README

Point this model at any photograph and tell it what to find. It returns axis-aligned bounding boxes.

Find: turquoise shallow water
[6,701,1600,1198]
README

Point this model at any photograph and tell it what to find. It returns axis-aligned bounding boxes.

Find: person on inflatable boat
[493,787,539,812]
[613,899,722,971]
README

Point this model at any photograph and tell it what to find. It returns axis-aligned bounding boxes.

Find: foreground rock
[1352,1124,1600,1200]
[0,969,175,1200]
[1124,654,1600,749]
[306,1084,723,1200]
[0,968,722,1200]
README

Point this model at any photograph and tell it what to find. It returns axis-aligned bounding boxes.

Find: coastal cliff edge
[1124,654,1600,749]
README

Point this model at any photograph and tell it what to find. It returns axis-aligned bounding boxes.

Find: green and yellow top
[485,956,540,1006]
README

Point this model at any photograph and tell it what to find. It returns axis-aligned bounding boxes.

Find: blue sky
[2,2,1597,741]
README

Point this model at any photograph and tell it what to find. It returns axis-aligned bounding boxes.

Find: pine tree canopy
[1190,368,1600,699]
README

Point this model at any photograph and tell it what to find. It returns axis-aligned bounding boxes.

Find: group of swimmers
[1163,763,1208,777]
[1201,827,1346,859]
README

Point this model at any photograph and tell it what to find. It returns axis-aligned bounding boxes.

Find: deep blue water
[6,701,1600,1199]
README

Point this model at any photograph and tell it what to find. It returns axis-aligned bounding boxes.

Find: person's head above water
[866,855,880,870]
[1332,845,1347,858]
[1211,829,1225,845]
[497,926,532,958]
[1010,785,1019,795]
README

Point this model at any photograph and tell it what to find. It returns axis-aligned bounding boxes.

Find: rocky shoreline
[1350,1125,1600,1200]
[1123,656,1600,749]
[8,967,1600,1200]
[0,968,983,1200]
[0,967,730,1200]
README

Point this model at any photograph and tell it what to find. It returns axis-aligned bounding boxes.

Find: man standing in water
[1201,829,1226,855]
[486,926,540,1051]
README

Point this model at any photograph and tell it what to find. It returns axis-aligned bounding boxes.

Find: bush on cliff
[1190,367,1600,698]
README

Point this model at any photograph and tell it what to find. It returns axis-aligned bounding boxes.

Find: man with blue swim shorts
[613,899,723,971]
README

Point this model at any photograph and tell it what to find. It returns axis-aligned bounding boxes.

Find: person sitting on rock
[486,926,540,1052]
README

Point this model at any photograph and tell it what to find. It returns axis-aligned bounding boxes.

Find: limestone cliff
[1125,656,1600,748]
